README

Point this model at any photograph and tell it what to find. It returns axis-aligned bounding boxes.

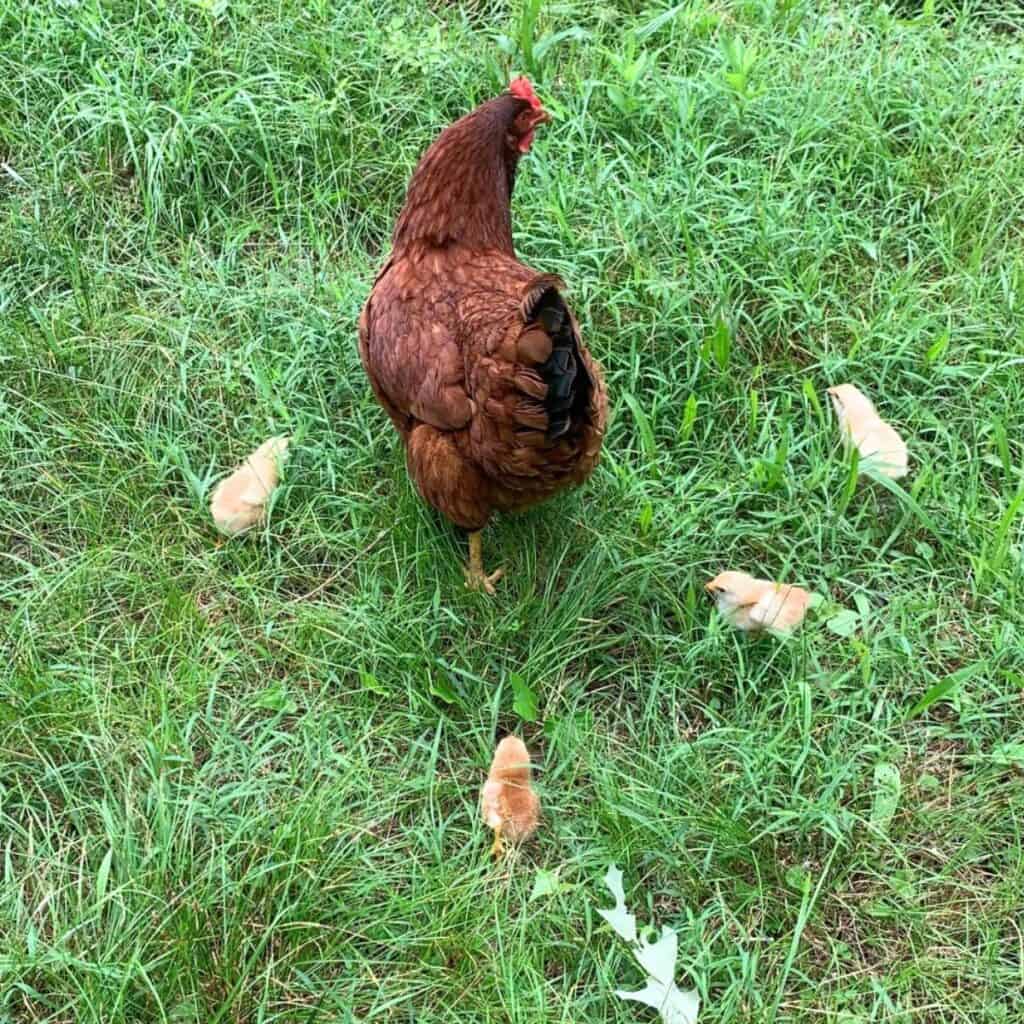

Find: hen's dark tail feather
[522,281,592,441]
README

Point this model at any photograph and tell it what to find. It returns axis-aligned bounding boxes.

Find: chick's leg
[464,530,505,595]
[490,822,504,859]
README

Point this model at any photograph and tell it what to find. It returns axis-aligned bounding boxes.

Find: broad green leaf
[679,393,698,442]
[529,867,571,901]
[623,392,656,463]
[906,662,984,719]
[607,85,629,114]
[638,502,654,535]
[510,673,539,723]
[826,609,859,637]
[709,315,731,371]
[889,870,916,902]
[428,674,459,705]
[360,671,388,696]
[925,329,950,366]
[981,742,1024,768]
[785,864,811,892]
[803,378,824,420]
[254,683,297,714]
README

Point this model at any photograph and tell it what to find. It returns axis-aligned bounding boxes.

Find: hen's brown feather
[359,87,607,532]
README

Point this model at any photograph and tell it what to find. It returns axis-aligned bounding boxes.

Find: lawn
[2,1,1023,1021]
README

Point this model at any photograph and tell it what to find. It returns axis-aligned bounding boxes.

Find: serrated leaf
[615,978,700,1024]
[635,927,678,985]
[871,762,901,834]
[597,864,637,942]
[510,672,538,722]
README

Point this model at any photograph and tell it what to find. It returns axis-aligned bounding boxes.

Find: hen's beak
[534,109,552,126]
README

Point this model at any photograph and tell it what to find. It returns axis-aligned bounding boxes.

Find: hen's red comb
[509,76,542,110]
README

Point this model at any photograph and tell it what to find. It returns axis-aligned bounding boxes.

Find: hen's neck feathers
[392,95,527,254]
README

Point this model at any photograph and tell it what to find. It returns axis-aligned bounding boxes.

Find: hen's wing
[359,257,473,433]
[518,275,594,441]
[470,273,595,423]
[458,272,601,484]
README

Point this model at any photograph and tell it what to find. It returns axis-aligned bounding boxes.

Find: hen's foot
[464,565,505,595]
[464,531,505,596]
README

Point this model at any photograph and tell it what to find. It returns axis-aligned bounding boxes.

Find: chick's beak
[703,581,717,594]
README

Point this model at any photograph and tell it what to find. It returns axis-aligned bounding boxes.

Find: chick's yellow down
[827,384,908,479]
[481,736,540,857]
[209,436,290,537]
[705,571,813,635]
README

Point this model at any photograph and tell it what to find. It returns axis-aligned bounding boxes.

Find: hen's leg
[464,531,505,595]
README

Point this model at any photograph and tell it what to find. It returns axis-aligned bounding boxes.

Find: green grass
[2,0,1023,1020]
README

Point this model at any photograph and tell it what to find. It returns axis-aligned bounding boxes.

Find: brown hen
[359,78,607,592]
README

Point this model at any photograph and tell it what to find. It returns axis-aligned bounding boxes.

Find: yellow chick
[481,736,540,858]
[827,384,908,479]
[705,571,813,636]
[209,436,290,537]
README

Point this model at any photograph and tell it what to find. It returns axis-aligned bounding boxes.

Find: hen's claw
[464,530,504,596]
[464,565,505,595]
